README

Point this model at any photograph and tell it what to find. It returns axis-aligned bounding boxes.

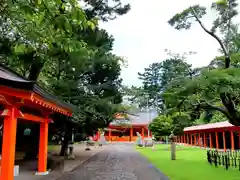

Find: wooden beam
[19,113,44,123]
[0,86,72,116]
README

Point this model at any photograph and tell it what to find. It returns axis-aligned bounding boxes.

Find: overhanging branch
[190,7,230,68]
[194,102,232,120]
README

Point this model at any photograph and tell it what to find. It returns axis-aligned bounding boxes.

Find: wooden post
[141,127,144,140]
[209,132,213,149]
[238,133,240,150]
[231,131,235,151]
[97,131,100,141]
[0,107,18,180]
[223,131,226,152]
[198,133,201,146]
[203,132,206,148]
[194,134,197,146]
[36,119,49,175]
[130,127,133,142]
[190,134,192,145]
[108,129,111,142]
[215,132,219,149]
[169,134,176,160]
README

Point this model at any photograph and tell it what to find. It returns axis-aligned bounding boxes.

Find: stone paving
[14,144,103,180]
[57,143,168,180]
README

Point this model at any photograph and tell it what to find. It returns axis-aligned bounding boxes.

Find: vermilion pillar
[215,132,219,149]
[203,132,206,148]
[108,129,111,142]
[36,119,49,175]
[238,133,240,150]
[97,130,100,141]
[130,127,133,142]
[209,133,213,149]
[194,134,197,146]
[223,131,226,152]
[190,134,192,145]
[141,127,144,140]
[198,133,201,146]
[231,131,235,151]
[0,107,18,180]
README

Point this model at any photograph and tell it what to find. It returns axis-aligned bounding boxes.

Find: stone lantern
[169,133,177,160]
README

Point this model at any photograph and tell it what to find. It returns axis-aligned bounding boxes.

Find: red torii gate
[0,65,73,180]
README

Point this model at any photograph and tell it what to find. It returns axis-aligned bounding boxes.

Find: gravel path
[57,143,168,180]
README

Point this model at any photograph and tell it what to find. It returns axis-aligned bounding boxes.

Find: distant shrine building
[95,109,158,142]
[175,121,240,151]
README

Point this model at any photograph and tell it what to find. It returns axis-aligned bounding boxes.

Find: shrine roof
[110,109,158,126]
[0,64,74,114]
[184,121,233,132]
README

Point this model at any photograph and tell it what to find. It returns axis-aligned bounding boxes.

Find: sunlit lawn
[137,144,240,180]
[48,144,61,152]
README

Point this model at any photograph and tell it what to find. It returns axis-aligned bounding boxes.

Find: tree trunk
[24,124,40,160]
[225,56,231,68]
[28,57,44,81]
[59,123,72,156]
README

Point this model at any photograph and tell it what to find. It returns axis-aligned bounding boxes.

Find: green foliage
[83,0,131,21]
[168,5,206,30]
[210,111,226,123]
[136,53,193,112]
[171,112,191,135]
[0,0,130,138]
[149,115,173,139]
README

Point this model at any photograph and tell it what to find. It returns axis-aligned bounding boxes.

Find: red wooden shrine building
[176,121,240,151]
[0,65,73,180]
[95,110,158,142]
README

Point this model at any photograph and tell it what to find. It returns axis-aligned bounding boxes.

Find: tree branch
[190,7,230,68]
[195,102,232,120]
[220,93,237,114]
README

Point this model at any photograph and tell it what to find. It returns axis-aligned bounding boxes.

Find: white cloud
[100,0,239,86]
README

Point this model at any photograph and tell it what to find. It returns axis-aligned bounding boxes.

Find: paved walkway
[57,143,168,180]
[15,144,103,180]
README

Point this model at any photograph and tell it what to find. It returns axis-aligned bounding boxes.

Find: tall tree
[0,0,130,157]
[0,0,96,81]
[83,0,131,21]
[168,1,240,126]
[137,51,193,112]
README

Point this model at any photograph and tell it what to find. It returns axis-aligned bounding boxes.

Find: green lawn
[137,144,240,180]
[48,145,61,152]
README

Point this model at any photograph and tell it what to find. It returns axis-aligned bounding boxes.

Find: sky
[99,0,231,86]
